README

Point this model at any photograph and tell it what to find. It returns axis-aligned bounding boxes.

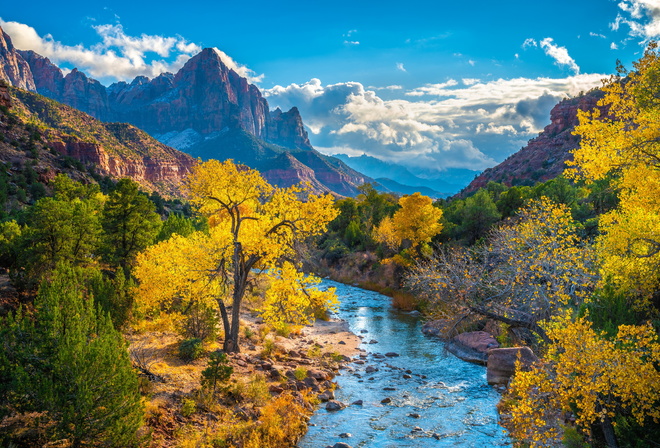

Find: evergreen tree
[101,178,161,270]
[0,264,144,447]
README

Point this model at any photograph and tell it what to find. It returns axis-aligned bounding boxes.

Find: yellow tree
[567,44,660,308]
[508,313,660,448]
[135,160,338,352]
[405,198,597,341]
[375,192,443,256]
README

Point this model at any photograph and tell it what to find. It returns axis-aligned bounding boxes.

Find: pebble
[325,400,346,411]
[408,413,421,418]
[403,374,412,379]
[381,397,392,404]
[384,352,400,357]
[338,432,352,438]
[351,399,363,406]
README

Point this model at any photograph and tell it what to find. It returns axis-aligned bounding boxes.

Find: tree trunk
[223,242,250,353]
[216,298,232,352]
[600,413,619,448]
[469,305,551,343]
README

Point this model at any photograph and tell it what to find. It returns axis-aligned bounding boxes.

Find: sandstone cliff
[0,28,35,91]
[8,87,196,196]
[462,90,605,195]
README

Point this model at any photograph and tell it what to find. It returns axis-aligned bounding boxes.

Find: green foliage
[101,178,162,270]
[88,268,136,330]
[201,351,233,393]
[157,211,196,242]
[180,399,197,417]
[0,263,143,447]
[293,367,307,381]
[179,337,204,361]
[182,302,219,341]
[580,282,643,338]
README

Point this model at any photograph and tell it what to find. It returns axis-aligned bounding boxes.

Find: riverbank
[130,314,362,447]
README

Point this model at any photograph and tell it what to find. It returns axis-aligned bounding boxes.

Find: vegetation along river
[298,279,510,447]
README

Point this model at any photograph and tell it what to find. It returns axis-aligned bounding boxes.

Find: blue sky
[1,0,658,175]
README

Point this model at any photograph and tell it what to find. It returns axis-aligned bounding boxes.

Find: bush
[180,399,196,417]
[178,338,204,361]
[182,302,218,341]
[201,351,233,393]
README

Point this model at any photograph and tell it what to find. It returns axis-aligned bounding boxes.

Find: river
[298,279,510,447]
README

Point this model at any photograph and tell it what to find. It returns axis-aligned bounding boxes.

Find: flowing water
[298,279,510,447]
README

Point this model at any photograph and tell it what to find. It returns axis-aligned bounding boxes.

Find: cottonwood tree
[567,44,660,309]
[375,192,443,258]
[134,159,338,352]
[508,314,660,448]
[405,198,597,341]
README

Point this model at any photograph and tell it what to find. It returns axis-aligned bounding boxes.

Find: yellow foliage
[567,46,660,304]
[375,192,443,253]
[134,159,338,350]
[509,314,660,447]
[259,262,338,330]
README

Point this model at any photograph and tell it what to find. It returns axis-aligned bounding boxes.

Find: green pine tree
[0,264,144,447]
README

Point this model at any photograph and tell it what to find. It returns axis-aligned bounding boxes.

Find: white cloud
[589,32,607,38]
[611,0,660,41]
[611,41,619,50]
[539,37,580,73]
[264,73,605,172]
[211,48,263,83]
[368,85,403,90]
[396,62,406,72]
[344,40,360,45]
[523,38,538,48]
[0,19,254,84]
[462,78,480,86]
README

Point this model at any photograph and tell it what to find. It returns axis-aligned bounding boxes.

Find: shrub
[182,302,218,341]
[179,338,204,361]
[293,367,307,381]
[180,399,196,417]
[201,351,233,393]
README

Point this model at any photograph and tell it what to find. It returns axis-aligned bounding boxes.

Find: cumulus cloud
[264,73,605,172]
[0,19,248,83]
[539,38,580,73]
[611,0,660,41]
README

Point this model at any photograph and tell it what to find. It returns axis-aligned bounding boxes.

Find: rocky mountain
[461,89,605,195]
[0,28,368,196]
[0,81,196,197]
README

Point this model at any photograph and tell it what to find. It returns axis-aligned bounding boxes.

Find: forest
[0,45,660,448]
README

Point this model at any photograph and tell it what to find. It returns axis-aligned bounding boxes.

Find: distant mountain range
[333,153,480,197]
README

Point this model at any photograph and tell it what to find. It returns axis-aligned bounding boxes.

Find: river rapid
[298,279,510,448]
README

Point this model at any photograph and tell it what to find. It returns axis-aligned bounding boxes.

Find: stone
[365,366,378,373]
[338,433,352,438]
[403,374,412,379]
[331,443,353,448]
[308,369,331,381]
[487,346,539,385]
[381,397,392,404]
[318,390,335,402]
[351,399,363,406]
[446,331,500,365]
[408,413,421,418]
[325,400,346,411]
[385,352,400,357]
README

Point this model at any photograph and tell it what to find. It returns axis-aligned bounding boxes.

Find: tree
[567,44,660,308]
[101,178,162,271]
[375,192,443,256]
[135,160,338,352]
[16,177,103,286]
[508,313,660,448]
[0,264,143,447]
[406,198,597,341]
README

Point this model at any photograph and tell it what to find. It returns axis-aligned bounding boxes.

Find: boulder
[487,347,539,385]
[446,331,499,365]
[325,400,346,411]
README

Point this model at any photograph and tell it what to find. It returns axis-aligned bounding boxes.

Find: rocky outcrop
[0,80,11,108]
[269,107,312,150]
[462,89,605,194]
[445,331,500,365]
[0,28,35,91]
[486,347,538,385]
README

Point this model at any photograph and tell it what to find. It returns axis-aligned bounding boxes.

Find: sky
[1,0,659,176]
